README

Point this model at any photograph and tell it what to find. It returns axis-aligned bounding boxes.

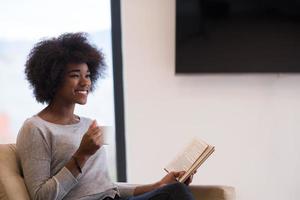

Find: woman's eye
[70,74,79,78]
[86,74,91,78]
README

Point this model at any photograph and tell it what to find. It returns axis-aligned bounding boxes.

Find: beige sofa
[0,144,235,200]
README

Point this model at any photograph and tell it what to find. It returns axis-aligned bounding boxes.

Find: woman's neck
[38,102,79,125]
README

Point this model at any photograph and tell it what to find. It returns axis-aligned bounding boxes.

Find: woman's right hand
[75,120,104,159]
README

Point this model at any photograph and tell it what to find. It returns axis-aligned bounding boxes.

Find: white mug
[101,126,112,145]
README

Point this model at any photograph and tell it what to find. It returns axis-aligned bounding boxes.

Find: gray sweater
[16,115,135,200]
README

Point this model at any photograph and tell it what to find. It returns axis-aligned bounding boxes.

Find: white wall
[121,1,300,200]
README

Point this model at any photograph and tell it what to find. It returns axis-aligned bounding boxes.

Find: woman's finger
[173,171,185,178]
[90,127,102,135]
[185,174,193,185]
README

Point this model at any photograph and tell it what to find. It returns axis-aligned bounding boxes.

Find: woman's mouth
[75,90,88,96]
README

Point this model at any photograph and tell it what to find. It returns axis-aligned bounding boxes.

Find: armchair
[0,144,235,200]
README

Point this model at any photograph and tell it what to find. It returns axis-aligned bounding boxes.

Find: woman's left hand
[135,171,197,196]
[158,170,197,187]
[158,171,185,187]
[184,170,197,185]
[184,174,193,185]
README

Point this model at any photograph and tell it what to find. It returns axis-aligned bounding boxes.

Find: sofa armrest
[0,144,30,200]
[116,183,235,200]
[190,185,235,200]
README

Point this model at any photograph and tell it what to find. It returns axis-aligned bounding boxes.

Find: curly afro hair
[25,32,106,104]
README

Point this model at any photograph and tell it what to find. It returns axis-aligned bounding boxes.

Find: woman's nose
[80,76,91,86]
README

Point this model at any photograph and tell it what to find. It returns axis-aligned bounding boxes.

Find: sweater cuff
[54,167,78,198]
[115,182,137,197]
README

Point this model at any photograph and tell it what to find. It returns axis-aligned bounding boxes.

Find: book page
[178,145,215,182]
[164,138,209,173]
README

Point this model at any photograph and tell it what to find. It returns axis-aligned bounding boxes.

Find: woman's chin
[77,100,87,105]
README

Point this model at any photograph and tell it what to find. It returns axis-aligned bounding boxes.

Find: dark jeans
[112,183,195,200]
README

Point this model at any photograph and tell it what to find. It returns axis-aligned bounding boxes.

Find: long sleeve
[16,123,78,200]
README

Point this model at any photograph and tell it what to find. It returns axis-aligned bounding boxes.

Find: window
[0,0,123,181]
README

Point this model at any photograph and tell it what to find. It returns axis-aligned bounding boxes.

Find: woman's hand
[66,120,104,176]
[157,171,185,187]
[158,170,197,187]
[74,120,104,159]
[133,171,196,196]
[183,173,194,185]
[184,170,197,185]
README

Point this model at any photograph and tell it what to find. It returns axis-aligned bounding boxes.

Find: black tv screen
[176,0,300,73]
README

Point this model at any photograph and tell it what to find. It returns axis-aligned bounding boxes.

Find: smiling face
[54,63,91,105]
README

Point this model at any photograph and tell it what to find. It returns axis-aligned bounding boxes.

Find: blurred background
[121,1,300,200]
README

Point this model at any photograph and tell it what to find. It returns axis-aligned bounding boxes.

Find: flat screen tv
[176,0,300,73]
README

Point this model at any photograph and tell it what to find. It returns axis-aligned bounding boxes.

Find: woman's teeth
[76,91,87,94]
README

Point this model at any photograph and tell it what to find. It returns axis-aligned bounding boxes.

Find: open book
[164,138,215,183]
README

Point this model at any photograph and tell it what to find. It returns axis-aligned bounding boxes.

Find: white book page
[164,138,208,173]
[178,146,215,182]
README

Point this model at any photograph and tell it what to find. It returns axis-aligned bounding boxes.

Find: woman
[17,33,195,200]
